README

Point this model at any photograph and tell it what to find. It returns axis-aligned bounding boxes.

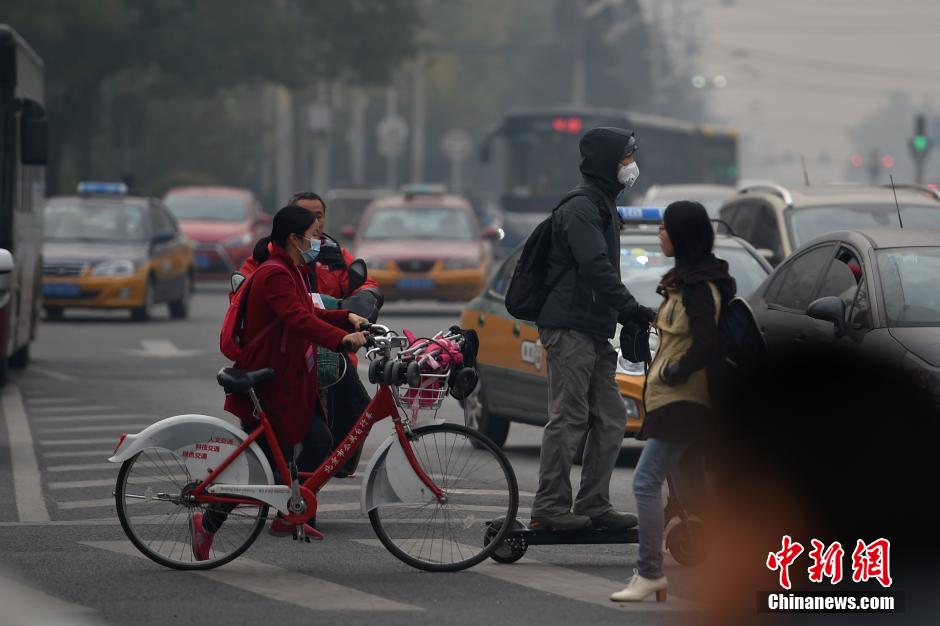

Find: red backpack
[219,259,288,362]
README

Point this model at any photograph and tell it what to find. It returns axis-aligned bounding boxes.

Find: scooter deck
[508,525,638,545]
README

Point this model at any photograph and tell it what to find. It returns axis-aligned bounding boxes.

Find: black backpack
[505,189,607,322]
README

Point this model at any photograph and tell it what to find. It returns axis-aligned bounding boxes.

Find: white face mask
[617,161,640,187]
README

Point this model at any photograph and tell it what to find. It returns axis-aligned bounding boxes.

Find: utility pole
[572,0,588,106]
[411,52,427,183]
[867,148,881,185]
[309,82,332,195]
[346,87,368,187]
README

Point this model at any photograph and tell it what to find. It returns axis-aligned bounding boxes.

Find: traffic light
[910,114,932,184]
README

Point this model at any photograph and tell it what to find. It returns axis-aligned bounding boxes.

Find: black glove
[620,321,651,364]
[659,360,686,386]
[619,303,657,327]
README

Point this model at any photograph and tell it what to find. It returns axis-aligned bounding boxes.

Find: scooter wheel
[666,519,709,566]
[390,361,406,386]
[483,518,527,564]
[368,359,386,384]
[406,361,422,388]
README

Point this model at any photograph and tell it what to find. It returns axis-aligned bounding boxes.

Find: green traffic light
[913,134,929,153]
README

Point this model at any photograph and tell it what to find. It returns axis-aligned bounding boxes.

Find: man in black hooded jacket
[531,127,656,532]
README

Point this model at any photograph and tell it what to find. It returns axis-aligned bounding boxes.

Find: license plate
[397,278,435,290]
[195,254,211,269]
[43,283,81,298]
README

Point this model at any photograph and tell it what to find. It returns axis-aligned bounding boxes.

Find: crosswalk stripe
[43,450,114,458]
[40,438,120,446]
[49,476,159,489]
[0,567,103,625]
[48,460,161,472]
[81,541,421,612]
[353,539,699,613]
[39,424,151,434]
[31,405,116,414]
[34,414,152,424]
[23,397,80,405]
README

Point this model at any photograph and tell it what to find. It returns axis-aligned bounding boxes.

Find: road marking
[24,396,79,405]
[353,539,699,613]
[0,567,102,625]
[44,450,114,458]
[48,460,159,472]
[34,414,152,424]
[2,384,50,521]
[125,339,202,358]
[29,365,79,381]
[39,423,151,434]
[57,498,115,510]
[40,437,120,446]
[81,541,421,612]
[49,476,162,490]
[31,405,116,414]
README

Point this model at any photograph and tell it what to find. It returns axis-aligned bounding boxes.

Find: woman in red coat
[195,205,368,557]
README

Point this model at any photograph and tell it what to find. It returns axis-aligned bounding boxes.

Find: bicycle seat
[217,367,276,394]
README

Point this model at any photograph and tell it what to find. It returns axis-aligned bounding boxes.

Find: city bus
[0,25,47,385]
[480,106,737,251]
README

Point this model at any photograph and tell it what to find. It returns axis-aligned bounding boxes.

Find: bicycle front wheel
[115,448,268,570]
[369,423,518,572]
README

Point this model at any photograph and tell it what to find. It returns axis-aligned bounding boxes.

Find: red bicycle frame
[191,382,445,524]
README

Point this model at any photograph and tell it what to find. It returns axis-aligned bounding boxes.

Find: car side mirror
[807,296,847,337]
[19,99,48,166]
[339,225,356,239]
[152,230,175,246]
[0,248,13,293]
[348,258,368,292]
[480,225,503,241]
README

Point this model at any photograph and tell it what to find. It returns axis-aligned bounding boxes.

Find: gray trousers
[532,328,627,518]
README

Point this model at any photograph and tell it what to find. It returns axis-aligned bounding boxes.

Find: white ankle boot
[610,569,668,602]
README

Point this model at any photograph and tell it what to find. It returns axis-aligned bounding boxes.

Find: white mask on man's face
[617,161,640,187]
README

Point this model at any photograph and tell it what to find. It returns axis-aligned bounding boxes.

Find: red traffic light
[882,155,895,169]
[850,153,863,168]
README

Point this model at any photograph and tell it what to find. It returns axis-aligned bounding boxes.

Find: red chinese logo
[767,536,892,589]
[766,535,804,590]
[808,540,845,584]
[851,538,892,588]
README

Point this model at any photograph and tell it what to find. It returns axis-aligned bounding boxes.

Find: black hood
[663,200,737,302]
[578,127,636,201]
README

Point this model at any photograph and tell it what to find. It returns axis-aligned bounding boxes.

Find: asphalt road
[0,284,702,626]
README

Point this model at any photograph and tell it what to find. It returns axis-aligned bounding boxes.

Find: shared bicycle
[109,324,519,572]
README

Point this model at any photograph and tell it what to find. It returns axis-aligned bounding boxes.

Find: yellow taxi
[348,185,502,302]
[459,207,773,452]
[42,182,195,321]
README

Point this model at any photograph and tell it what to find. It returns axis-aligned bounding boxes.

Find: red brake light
[567,117,583,134]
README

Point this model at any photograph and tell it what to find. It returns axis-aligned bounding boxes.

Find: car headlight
[363,258,389,270]
[622,396,640,419]
[223,233,253,247]
[443,257,481,270]
[90,259,136,277]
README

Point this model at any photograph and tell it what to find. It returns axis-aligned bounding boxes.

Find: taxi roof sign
[617,206,664,223]
[402,183,446,198]
[77,182,128,196]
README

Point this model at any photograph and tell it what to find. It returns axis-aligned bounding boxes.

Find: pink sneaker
[190,512,215,561]
[269,516,322,540]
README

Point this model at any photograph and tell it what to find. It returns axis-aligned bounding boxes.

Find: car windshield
[164,195,248,222]
[44,202,147,242]
[789,204,940,247]
[361,206,474,241]
[619,240,769,309]
[877,247,940,326]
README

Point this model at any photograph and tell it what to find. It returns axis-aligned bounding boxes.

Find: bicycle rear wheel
[115,448,268,570]
[369,423,518,572]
